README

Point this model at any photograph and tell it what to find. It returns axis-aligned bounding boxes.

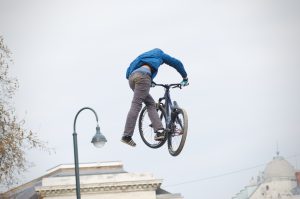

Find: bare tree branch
[0,35,50,188]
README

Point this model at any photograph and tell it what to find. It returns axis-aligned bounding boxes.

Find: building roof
[263,155,296,181]
[0,161,125,199]
[0,161,183,199]
[46,161,125,177]
[232,154,299,199]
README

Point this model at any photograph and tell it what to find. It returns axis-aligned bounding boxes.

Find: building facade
[232,153,300,199]
[1,161,183,199]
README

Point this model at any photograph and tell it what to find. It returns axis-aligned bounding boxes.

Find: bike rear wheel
[138,104,167,148]
[168,108,188,156]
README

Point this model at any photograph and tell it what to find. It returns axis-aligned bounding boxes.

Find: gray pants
[123,72,163,137]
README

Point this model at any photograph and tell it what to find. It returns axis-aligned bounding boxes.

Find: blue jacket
[126,48,187,79]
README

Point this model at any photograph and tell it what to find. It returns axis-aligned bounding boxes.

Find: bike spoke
[138,105,167,148]
[176,116,183,129]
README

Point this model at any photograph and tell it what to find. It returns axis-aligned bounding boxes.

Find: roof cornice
[36,179,162,197]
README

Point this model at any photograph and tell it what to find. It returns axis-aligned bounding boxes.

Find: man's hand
[181,77,189,86]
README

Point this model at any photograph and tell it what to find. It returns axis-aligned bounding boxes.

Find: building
[232,153,300,199]
[0,161,183,199]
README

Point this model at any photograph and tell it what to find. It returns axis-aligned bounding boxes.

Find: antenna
[276,142,280,156]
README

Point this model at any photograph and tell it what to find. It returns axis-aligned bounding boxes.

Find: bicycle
[138,82,188,156]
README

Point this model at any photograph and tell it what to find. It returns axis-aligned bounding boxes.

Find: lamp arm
[73,107,99,133]
[72,107,99,199]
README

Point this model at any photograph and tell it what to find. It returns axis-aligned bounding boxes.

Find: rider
[121,48,189,147]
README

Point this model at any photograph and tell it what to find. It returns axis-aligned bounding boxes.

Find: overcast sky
[1,0,300,198]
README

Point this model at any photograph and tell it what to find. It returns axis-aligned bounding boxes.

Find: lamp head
[91,125,107,148]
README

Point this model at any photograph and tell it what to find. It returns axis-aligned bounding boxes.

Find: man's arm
[161,53,187,78]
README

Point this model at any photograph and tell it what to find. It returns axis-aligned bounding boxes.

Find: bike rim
[168,109,188,156]
[139,106,167,148]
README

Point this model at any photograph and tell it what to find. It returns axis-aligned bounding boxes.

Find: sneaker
[154,129,165,141]
[121,136,136,147]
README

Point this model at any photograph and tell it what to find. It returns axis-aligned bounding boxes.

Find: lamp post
[73,107,107,199]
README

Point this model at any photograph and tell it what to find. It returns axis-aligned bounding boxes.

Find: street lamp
[73,107,107,199]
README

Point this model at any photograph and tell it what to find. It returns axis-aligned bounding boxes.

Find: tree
[0,36,48,187]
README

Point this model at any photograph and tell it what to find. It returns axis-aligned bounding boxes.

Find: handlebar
[152,82,183,89]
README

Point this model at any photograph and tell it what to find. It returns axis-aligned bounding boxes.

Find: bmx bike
[138,82,188,156]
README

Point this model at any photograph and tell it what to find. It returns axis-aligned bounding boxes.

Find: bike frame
[156,84,181,128]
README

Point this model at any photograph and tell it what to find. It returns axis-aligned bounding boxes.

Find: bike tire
[138,104,167,148]
[168,108,188,156]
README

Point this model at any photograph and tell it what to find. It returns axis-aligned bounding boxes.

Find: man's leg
[123,73,151,137]
[144,94,164,132]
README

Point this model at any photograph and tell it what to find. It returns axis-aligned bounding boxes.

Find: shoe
[154,129,165,141]
[121,136,136,147]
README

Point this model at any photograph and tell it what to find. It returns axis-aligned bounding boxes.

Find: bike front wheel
[168,108,188,156]
[138,104,167,148]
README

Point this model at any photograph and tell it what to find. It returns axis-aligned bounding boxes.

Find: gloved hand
[181,77,189,86]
